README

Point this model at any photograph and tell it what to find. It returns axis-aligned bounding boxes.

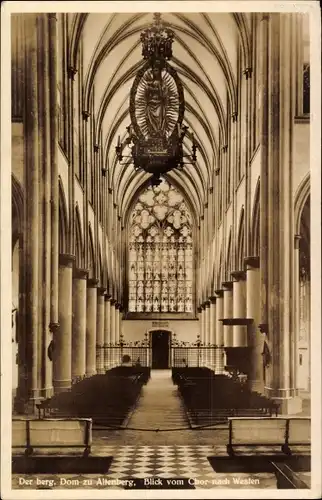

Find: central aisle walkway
[126,369,188,430]
[89,369,277,488]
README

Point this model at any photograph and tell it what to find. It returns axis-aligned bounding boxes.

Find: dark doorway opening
[151,330,170,369]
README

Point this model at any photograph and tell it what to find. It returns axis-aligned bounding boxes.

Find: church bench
[271,461,310,489]
[12,418,92,457]
[227,417,311,457]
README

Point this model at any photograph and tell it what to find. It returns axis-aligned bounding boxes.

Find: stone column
[86,279,98,377]
[265,14,301,413]
[115,303,120,345]
[222,282,234,347]
[259,13,270,332]
[96,287,106,374]
[215,290,225,372]
[201,303,206,365]
[209,297,217,369]
[110,299,116,367]
[104,295,111,371]
[48,13,59,399]
[293,235,301,391]
[53,254,75,393]
[119,305,124,341]
[72,268,87,382]
[110,300,116,345]
[245,257,264,393]
[197,306,202,340]
[204,301,210,366]
[231,271,247,347]
[23,14,40,407]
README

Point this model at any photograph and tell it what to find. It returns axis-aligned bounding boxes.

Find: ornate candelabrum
[116,13,197,187]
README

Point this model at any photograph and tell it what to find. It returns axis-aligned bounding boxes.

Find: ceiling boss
[116,13,198,186]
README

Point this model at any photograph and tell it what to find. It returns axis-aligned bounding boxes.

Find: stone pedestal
[222,282,233,347]
[72,268,87,382]
[231,271,247,347]
[53,254,75,393]
[96,288,106,374]
[86,279,98,377]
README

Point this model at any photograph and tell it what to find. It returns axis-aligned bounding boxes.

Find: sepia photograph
[1,1,321,499]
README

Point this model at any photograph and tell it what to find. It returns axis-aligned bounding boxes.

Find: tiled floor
[11,444,278,490]
[11,370,311,491]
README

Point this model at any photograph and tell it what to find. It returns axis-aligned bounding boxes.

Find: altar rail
[96,345,226,372]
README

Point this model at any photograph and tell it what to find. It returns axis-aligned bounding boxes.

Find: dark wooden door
[151,330,170,369]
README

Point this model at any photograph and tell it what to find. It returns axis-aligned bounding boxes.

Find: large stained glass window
[128,179,193,313]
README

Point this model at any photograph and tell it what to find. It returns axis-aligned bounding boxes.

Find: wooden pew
[271,461,310,489]
[227,417,311,457]
[12,418,92,457]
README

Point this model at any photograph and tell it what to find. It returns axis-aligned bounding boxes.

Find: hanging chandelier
[115,13,197,186]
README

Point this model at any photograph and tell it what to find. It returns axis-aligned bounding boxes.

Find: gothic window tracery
[128,178,193,313]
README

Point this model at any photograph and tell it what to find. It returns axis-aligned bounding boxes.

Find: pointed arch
[12,174,24,250]
[75,204,83,268]
[294,173,310,235]
[251,178,260,257]
[59,177,68,254]
[98,242,104,285]
[237,207,245,271]
[216,246,223,289]
[226,229,232,281]
[88,224,95,279]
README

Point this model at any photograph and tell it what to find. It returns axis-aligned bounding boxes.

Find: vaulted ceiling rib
[70,12,245,221]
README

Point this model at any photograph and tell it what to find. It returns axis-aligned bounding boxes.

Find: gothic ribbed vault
[69,13,250,219]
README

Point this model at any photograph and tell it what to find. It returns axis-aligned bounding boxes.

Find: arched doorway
[149,329,172,369]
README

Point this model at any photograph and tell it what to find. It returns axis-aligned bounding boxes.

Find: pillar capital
[200,303,206,310]
[243,67,253,80]
[209,296,217,304]
[260,13,270,22]
[87,278,99,289]
[49,322,60,334]
[59,253,75,268]
[110,299,117,306]
[97,287,107,296]
[73,268,88,280]
[68,66,78,80]
[244,256,260,269]
[294,234,302,249]
[231,111,238,122]
[231,270,246,281]
[197,306,202,313]
[258,323,269,334]
[215,289,224,298]
[222,281,233,290]
[104,293,112,302]
[94,144,100,153]
[82,110,90,121]
[205,300,211,308]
